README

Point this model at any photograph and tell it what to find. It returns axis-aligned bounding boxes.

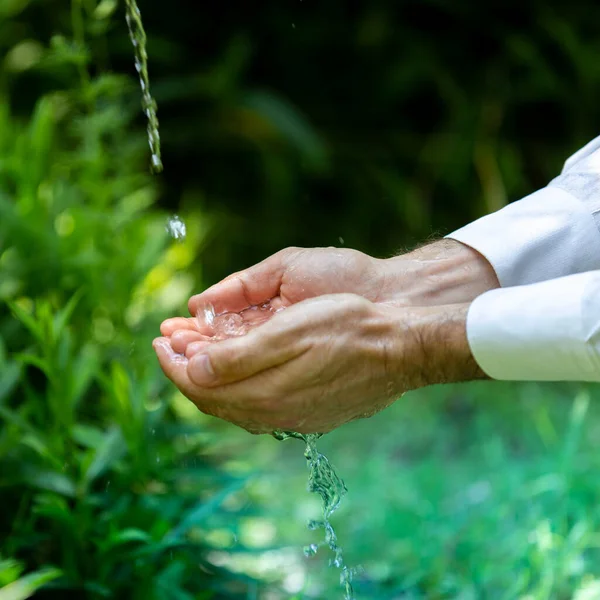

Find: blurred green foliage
[1,1,600,599]
[0,2,262,598]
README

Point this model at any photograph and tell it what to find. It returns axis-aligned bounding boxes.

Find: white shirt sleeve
[445,135,600,382]
[446,135,600,287]
[467,271,600,382]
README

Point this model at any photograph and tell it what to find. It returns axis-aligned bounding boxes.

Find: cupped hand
[153,294,480,434]
[159,247,388,340]
[159,241,499,343]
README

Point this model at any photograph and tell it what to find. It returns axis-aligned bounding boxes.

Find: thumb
[186,318,308,387]
[188,249,296,317]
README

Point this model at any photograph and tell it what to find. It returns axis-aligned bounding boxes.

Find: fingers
[160,317,198,336]
[188,249,294,317]
[153,337,194,393]
[154,336,278,424]
[186,314,309,387]
[170,329,212,354]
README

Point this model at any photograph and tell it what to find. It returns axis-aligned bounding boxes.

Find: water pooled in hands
[125,0,163,173]
[272,430,358,600]
[200,302,279,339]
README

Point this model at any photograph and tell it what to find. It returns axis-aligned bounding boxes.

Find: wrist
[385,303,488,390]
[419,303,488,386]
[377,239,500,307]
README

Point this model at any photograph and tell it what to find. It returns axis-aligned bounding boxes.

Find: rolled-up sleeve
[446,135,600,287]
[466,271,600,382]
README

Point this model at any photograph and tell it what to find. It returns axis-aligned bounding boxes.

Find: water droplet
[307,519,322,531]
[165,215,186,241]
[339,237,345,245]
[303,543,318,557]
[202,303,215,328]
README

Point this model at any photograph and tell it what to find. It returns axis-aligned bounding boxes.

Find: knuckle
[281,246,304,258]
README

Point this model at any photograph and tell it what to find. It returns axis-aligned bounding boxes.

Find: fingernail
[153,338,188,365]
[153,337,170,354]
[189,354,216,385]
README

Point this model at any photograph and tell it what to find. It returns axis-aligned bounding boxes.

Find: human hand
[153,294,485,434]
[160,241,499,345]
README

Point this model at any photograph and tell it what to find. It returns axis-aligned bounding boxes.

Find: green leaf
[0,408,58,468]
[52,288,85,339]
[71,424,105,449]
[7,302,43,343]
[20,434,54,463]
[0,568,62,600]
[21,468,76,498]
[0,363,20,404]
[167,477,249,540]
[0,558,24,588]
[104,529,152,550]
[0,0,30,19]
[82,426,126,488]
[13,354,51,379]
[69,344,99,410]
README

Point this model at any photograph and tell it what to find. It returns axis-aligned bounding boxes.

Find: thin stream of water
[124,0,163,173]
[272,431,357,600]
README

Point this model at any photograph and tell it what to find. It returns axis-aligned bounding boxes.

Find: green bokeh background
[1,1,600,598]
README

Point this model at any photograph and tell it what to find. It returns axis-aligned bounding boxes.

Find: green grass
[210,382,600,599]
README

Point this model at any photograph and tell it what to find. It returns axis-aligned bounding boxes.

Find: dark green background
[2,1,600,598]
[8,1,600,279]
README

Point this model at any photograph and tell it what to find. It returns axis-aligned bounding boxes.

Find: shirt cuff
[466,272,600,382]
[446,187,600,287]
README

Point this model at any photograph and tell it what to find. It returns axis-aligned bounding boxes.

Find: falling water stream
[272,431,358,599]
[127,4,357,597]
[125,0,162,173]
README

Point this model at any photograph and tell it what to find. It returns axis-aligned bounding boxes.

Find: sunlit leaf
[0,568,62,600]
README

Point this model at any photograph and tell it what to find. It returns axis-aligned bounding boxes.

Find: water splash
[165,215,186,241]
[273,431,358,599]
[124,0,163,173]
[199,302,280,339]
